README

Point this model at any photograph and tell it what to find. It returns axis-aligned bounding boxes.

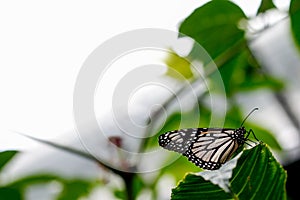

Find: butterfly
[158,108,259,170]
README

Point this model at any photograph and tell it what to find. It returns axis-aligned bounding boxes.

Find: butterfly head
[234,126,247,144]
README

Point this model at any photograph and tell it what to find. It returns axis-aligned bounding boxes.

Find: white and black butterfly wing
[158,128,243,170]
[184,129,240,170]
[158,128,200,154]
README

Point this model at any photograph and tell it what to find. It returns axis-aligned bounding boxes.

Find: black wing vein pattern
[158,128,241,170]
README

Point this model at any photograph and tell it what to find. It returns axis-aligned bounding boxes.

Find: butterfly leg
[244,129,259,146]
[244,141,254,147]
[249,129,259,141]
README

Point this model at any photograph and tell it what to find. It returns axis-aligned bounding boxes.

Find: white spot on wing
[176,138,184,143]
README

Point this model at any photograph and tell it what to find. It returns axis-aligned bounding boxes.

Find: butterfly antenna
[240,108,258,127]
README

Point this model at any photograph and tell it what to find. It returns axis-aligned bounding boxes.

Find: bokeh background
[1,0,299,199]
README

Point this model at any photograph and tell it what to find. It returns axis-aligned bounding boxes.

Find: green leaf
[237,50,284,92]
[171,174,231,199]
[171,152,242,199]
[57,180,95,200]
[239,73,284,91]
[8,174,97,200]
[210,49,284,96]
[0,187,21,200]
[210,51,242,95]
[164,51,194,80]
[132,175,146,199]
[290,0,300,50]
[179,0,246,60]
[171,143,286,199]
[113,189,126,200]
[257,0,276,14]
[4,174,61,200]
[0,151,18,172]
[230,143,286,199]
[7,174,61,188]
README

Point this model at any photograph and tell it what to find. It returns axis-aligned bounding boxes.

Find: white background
[0,1,296,199]
[0,0,290,150]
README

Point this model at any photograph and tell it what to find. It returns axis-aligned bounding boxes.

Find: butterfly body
[158,127,250,170]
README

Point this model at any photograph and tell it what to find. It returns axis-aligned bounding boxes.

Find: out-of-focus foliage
[0,151,98,200]
[0,151,22,200]
[2,0,298,199]
[257,0,276,14]
[290,0,300,50]
[0,187,21,200]
[176,0,284,97]
[0,151,17,172]
[56,179,96,200]
[179,1,246,61]
[164,51,194,80]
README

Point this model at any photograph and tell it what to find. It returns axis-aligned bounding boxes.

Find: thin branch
[15,131,128,176]
[274,92,300,131]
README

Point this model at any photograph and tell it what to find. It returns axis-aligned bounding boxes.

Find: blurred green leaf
[240,74,284,91]
[246,123,282,151]
[257,0,276,14]
[179,0,246,60]
[8,174,60,189]
[290,0,300,50]
[210,51,242,95]
[162,156,201,181]
[171,143,286,199]
[7,174,98,200]
[114,189,125,200]
[57,180,95,200]
[132,175,146,199]
[114,176,146,200]
[179,0,283,97]
[0,187,21,200]
[222,106,245,127]
[0,151,18,172]
[147,113,182,148]
[238,50,284,92]
[211,49,284,96]
[165,51,194,80]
